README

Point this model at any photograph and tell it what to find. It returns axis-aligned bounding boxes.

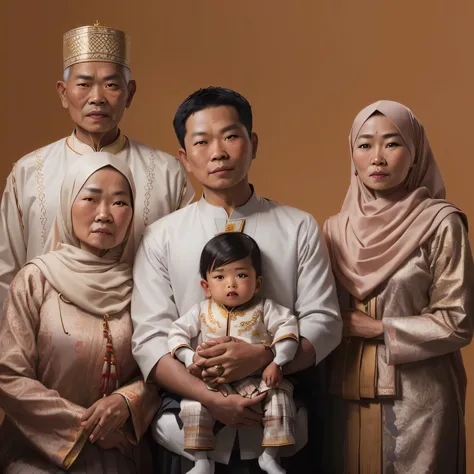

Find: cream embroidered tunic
[168,297,299,355]
[0,131,194,307]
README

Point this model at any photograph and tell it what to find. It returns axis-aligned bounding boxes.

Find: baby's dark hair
[199,232,262,280]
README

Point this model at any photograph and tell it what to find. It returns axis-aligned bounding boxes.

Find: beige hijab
[324,100,464,301]
[30,153,136,315]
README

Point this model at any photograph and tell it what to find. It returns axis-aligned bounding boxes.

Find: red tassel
[99,314,119,397]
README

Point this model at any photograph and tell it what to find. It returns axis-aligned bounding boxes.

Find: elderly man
[0,23,193,306]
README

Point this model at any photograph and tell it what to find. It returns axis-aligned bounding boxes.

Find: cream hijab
[324,100,464,301]
[30,153,136,315]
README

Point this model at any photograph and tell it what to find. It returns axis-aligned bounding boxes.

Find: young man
[131,87,342,471]
[0,23,193,307]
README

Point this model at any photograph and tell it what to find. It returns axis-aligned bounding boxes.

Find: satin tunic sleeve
[113,377,161,443]
[0,166,27,310]
[131,232,178,380]
[294,215,342,364]
[383,214,474,365]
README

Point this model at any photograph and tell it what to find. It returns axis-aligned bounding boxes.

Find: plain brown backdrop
[3,0,474,470]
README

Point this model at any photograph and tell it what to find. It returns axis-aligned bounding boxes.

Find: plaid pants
[179,377,296,450]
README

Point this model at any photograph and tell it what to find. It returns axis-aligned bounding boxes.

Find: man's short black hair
[173,87,253,148]
[199,232,262,280]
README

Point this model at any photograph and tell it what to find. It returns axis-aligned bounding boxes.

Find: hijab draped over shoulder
[324,100,464,301]
[30,152,136,315]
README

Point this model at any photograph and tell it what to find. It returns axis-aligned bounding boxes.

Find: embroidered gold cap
[63,21,130,70]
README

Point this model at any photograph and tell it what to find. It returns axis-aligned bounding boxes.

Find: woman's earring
[354,169,358,176]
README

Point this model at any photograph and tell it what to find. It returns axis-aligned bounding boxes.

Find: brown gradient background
[4,0,474,470]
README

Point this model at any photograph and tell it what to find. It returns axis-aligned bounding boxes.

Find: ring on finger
[214,364,225,375]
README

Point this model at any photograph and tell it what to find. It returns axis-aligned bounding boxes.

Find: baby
[168,232,299,474]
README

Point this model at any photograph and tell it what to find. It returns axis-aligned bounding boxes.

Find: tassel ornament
[100,314,119,397]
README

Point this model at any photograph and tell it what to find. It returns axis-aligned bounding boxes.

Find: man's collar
[66,129,128,155]
[197,185,261,219]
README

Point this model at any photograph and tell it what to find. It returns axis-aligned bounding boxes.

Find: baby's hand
[187,363,203,378]
[262,362,282,388]
[187,353,205,378]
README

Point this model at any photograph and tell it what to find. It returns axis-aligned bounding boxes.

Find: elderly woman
[324,101,474,473]
[0,153,160,473]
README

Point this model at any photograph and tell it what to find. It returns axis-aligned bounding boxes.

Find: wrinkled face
[178,106,258,192]
[201,257,262,307]
[71,167,133,256]
[57,62,136,135]
[352,114,413,194]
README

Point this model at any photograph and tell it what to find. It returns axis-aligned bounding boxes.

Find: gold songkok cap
[63,22,130,70]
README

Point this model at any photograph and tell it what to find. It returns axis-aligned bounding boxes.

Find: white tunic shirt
[0,131,194,307]
[131,191,342,462]
[132,191,342,377]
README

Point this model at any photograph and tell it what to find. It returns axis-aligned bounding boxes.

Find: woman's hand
[343,310,383,339]
[80,393,130,443]
[96,430,134,456]
[205,391,266,428]
[196,338,273,386]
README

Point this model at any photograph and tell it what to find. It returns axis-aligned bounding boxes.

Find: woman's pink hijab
[324,100,464,301]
